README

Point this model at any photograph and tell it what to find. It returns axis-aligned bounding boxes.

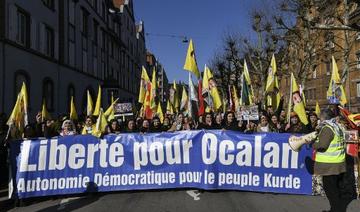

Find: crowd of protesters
[0,96,346,143]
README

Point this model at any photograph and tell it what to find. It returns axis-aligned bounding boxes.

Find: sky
[133,0,277,83]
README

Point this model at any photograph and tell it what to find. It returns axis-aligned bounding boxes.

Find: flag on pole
[104,98,119,121]
[7,82,29,133]
[327,56,347,106]
[203,65,222,110]
[183,39,200,78]
[156,103,164,123]
[70,96,78,121]
[169,80,180,113]
[243,59,254,104]
[290,73,308,125]
[92,108,107,137]
[180,85,188,111]
[87,90,94,116]
[41,99,51,121]
[188,72,198,117]
[265,55,280,110]
[138,66,150,104]
[93,85,102,116]
[315,101,321,117]
[240,73,251,106]
[166,100,174,115]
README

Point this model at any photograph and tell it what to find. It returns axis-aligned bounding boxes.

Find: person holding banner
[312,109,355,212]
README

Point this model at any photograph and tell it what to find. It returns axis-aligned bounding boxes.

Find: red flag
[144,82,153,119]
[198,80,205,116]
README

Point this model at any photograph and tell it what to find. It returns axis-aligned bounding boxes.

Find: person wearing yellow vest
[312,109,353,212]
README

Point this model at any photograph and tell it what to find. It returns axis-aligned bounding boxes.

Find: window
[14,70,30,105]
[357,52,360,69]
[81,9,88,36]
[42,78,54,111]
[357,82,360,97]
[17,9,30,47]
[42,0,55,10]
[45,26,54,57]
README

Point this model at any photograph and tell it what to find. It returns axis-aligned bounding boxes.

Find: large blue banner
[9,130,313,198]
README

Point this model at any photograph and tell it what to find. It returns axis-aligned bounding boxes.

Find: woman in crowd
[60,120,77,136]
[150,117,163,133]
[213,113,223,129]
[257,115,270,132]
[162,117,171,131]
[168,113,184,132]
[269,114,284,133]
[125,119,137,133]
[199,113,213,129]
[140,119,150,133]
[309,112,319,132]
[106,119,121,134]
[223,112,239,131]
[285,112,308,133]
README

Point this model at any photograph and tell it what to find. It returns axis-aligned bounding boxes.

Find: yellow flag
[7,82,29,130]
[180,86,188,111]
[183,39,200,78]
[41,99,51,121]
[243,59,254,105]
[173,80,180,112]
[92,109,107,137]
[150,67,157,110]
[265,54,277,93]
[87,90,94,116]
[166,100,174,115]
[156,103,164,123]
[138,66,150,103]
[104,98,119,119]
[93,85,102,116]
[205,106,212,113]
[327,56,347,106]
[315,101,321,117]
[70,96,78,120]
[291,73,308,125]
[203,66,222,110]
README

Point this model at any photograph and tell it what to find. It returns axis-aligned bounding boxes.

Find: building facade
[0,0,146,119]
[280,1,360,113]
[146,51,169,105]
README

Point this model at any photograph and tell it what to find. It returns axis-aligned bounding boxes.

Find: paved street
[1,187,359,212]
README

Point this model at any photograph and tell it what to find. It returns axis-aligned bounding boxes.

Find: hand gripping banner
[9,130,313,198]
